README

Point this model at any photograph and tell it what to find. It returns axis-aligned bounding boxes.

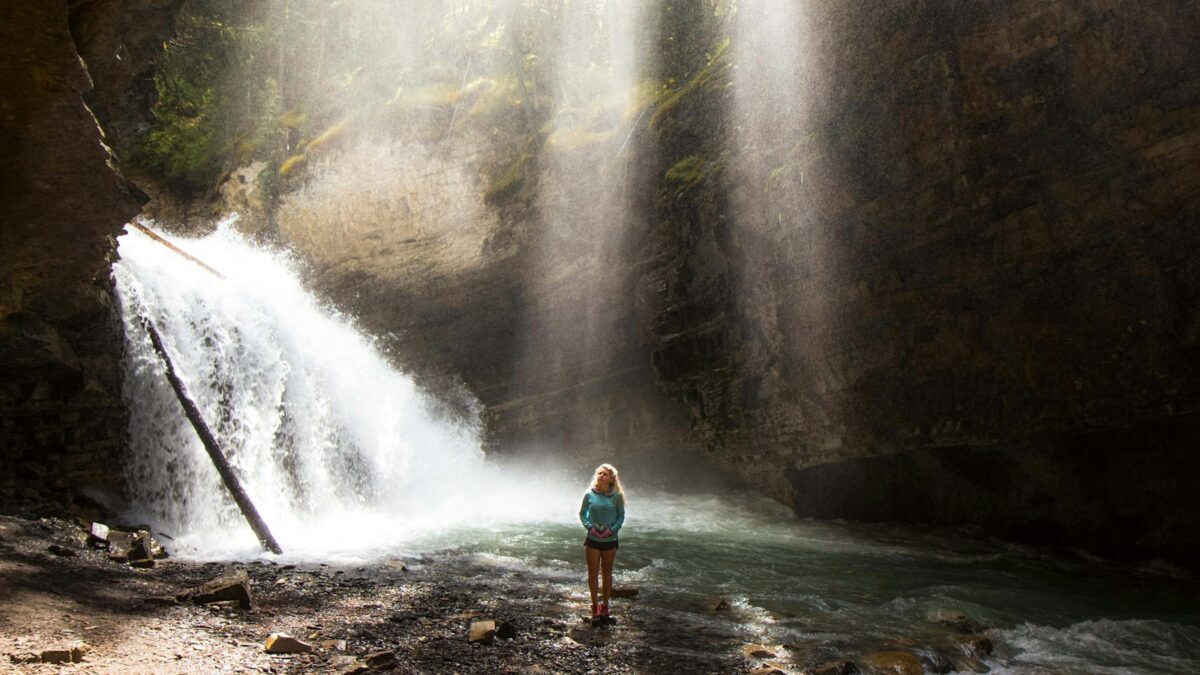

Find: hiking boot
[591,602,601,620]
[600,602,609,618]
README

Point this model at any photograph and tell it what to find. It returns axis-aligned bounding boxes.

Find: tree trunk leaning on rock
[140,313,283,555]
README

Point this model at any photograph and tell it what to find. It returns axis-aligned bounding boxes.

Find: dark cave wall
[0,2,177,509]
[642,0,1200,558]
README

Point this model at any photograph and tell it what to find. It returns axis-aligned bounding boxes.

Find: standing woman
[579,463,625,621]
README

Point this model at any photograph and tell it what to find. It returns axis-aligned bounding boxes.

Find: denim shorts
[584,537,618,551]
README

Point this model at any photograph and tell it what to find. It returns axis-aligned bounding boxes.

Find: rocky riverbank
[0,511,1014,675]
[0,513,745,674]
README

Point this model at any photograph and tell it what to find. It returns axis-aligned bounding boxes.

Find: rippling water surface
[113,223,1200,674]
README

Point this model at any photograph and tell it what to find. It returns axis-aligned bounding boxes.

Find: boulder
[861,651,923,675]
[18,645,90,664]
[708,596,731,612]
[106,530,134,561]
[264,633,313,654]
[127,531,156,565]
[88,522,110,547]
[468,620,496,645]
[182,570,253,609]
[496,620,517,640]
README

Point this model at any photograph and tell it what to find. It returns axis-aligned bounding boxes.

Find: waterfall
[112,219,513,561]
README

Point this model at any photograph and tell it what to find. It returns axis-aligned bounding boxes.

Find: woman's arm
[610,494,625,533]
[579,493,592,530]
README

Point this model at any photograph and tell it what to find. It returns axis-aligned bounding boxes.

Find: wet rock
[611,586,639,598]
[264,632,313,654]
[320,639,348,651]
[953,634,994,658]
[751,663,788,675]
[861,651,923,675]
[742,643,777,659]
[182,570,253,609]
[708,595,731,612]
[496,619,517,640]
[927,609,983,634]
[806,661,860,675]
[469,620,497,645]
[46,543,75,557]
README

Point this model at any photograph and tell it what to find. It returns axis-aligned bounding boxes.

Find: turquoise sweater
[579,489,625,542]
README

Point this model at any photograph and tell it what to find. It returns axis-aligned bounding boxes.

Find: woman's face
[595,467,614,490]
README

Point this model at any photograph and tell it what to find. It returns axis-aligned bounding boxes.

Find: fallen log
[129,221,226,279]
[139,313,283,555]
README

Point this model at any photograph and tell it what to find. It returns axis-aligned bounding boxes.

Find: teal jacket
[579,489,625,542]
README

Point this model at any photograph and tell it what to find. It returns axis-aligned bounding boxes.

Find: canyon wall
[0,1,177,511]
[641,0,1200,559]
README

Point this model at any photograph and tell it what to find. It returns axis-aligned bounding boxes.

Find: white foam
[986,619,1200,674]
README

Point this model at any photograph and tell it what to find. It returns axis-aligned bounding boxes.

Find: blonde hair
[590,463,625,500]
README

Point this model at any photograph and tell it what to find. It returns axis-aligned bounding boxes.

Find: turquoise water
[408,489,1200,674]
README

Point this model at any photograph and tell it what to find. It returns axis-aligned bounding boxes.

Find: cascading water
[113,218,573,561]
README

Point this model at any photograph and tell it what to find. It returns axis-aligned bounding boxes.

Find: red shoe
[591,603,601,620]
[600,602,609,618]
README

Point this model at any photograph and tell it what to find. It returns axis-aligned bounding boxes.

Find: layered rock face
[644,1,1200,559]
[0,2,176,507]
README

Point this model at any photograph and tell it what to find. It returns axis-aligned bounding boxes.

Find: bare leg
[600,548,617,606]
[585,546,601,607]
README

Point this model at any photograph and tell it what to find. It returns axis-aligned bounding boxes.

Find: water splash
[113,219,575,561]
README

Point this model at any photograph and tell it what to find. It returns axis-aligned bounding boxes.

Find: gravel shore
[0,514,742,674]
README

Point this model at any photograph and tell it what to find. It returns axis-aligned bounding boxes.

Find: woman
[579,463,625,621]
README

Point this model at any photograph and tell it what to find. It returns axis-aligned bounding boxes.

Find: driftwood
[140,314,283,555]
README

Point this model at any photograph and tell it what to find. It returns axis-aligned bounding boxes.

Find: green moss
[665,152,725,198]
[649,38,732,132]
